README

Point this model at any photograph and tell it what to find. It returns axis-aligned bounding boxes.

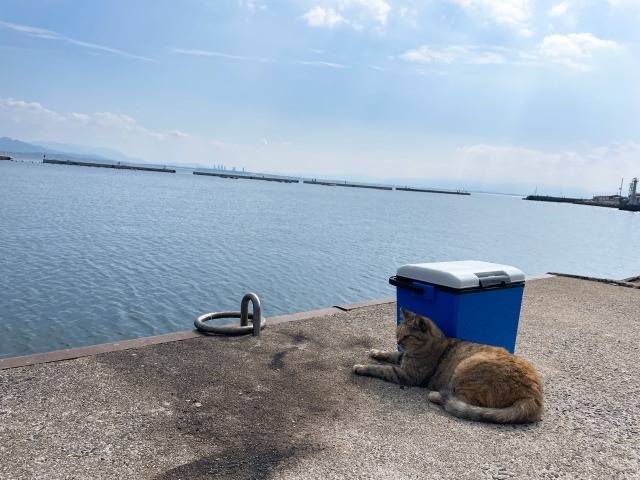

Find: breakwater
[524,195,620,209]
[193,171,298,183]
[619,203,640,212]
[397,186,469,195]
[303,180,392,191]
[43,158,176,173]
[195,172,467,195]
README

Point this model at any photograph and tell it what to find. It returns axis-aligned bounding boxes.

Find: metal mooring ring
[194,293,266,336]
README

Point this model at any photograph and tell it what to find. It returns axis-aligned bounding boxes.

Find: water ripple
[1,162,639,358]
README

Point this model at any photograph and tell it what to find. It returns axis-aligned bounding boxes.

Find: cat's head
[396,307,445,352]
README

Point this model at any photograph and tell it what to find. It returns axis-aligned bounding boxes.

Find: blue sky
[1,0,639,194]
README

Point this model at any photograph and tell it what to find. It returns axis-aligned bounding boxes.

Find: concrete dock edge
[0,298,395,370]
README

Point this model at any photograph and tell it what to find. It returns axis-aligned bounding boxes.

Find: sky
[1,0,639,194]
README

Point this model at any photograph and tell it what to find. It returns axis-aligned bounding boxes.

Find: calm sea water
[1,160,638,358]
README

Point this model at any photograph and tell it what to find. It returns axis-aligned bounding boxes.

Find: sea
[1,159,638,359]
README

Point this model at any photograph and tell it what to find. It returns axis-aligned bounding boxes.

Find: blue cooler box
[390,261,525,352]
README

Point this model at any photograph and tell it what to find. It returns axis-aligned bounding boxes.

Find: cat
[352,307,543,424]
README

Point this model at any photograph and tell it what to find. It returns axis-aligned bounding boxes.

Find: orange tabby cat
[353,307,543,424]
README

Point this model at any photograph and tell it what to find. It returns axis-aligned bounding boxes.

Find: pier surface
[1,276,638,479]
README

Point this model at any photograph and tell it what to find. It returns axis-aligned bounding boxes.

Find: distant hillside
[0,137,61,155]
[31,140,143,164]
[0,137,140,164]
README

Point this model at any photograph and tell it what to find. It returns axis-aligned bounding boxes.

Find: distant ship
[0,155,12,161]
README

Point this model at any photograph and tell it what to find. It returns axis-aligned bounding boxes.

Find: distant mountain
[0,137,61,155]
[31,140,143,164]
[0,137,142,164]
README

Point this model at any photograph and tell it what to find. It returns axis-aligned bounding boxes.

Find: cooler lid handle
[478,274,511,288]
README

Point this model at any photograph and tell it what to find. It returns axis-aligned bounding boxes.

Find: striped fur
[438,387,542,424]
[353,308,543,424]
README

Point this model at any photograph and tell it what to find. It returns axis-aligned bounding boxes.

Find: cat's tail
[439,388,542,424]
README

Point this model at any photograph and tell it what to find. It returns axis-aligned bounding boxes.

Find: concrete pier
[523,195,625,209]
[396,186,470,195]
[193,171,299,183]
[303,180,393,191]
[1,276,638,479]
[43,158,176,173]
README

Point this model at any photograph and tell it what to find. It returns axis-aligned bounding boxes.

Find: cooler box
[389,261,525,352]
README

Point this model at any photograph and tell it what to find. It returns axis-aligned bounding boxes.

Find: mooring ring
[195,311,267,335]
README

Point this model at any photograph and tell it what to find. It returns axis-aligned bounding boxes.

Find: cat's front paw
[369,349,384,359]
[352,364,366,375]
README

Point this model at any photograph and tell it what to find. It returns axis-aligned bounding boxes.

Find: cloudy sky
[1,0,639,193]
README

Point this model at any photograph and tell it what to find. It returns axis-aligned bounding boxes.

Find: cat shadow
[349,375,539,432]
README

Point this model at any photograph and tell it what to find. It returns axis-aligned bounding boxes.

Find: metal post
[240,293,262,336]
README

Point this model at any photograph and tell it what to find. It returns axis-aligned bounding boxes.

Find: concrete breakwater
[303,179,392,191]
[194,173,452,193]
[619,203,640,212]
[193,171,298,183]
[397,186,470,195]
[196,173,468,195]
[43,158,176,173]
[524,195,621,209]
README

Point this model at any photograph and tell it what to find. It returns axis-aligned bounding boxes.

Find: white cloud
[302,6,349,27]
[0,21,154,62]
[537,33,618,68]
[302,0,392,29]
[260,138,293,148]
[0,22,59,39]
[0,97,292,169]
[400,45,507,65]
[344,0,392,26]
[172,48,347,68]
[452,142,640,192]
[547,1,580,28]
[238,0,268,13]
[548,1,571,17]
[400,33,619,71]
[1,98,69,129]
[0,97,217,157]
[169,129,199,139]
[292,60,347,68]
[449,0,533,37]
[3,97,637,193]
[171,48,276,63]
[69,112,90,123]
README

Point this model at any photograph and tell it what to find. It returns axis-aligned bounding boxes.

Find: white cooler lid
[396,260,525,289]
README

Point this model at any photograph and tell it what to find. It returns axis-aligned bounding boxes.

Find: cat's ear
[400,307,413,321]
[419,318,427,333]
